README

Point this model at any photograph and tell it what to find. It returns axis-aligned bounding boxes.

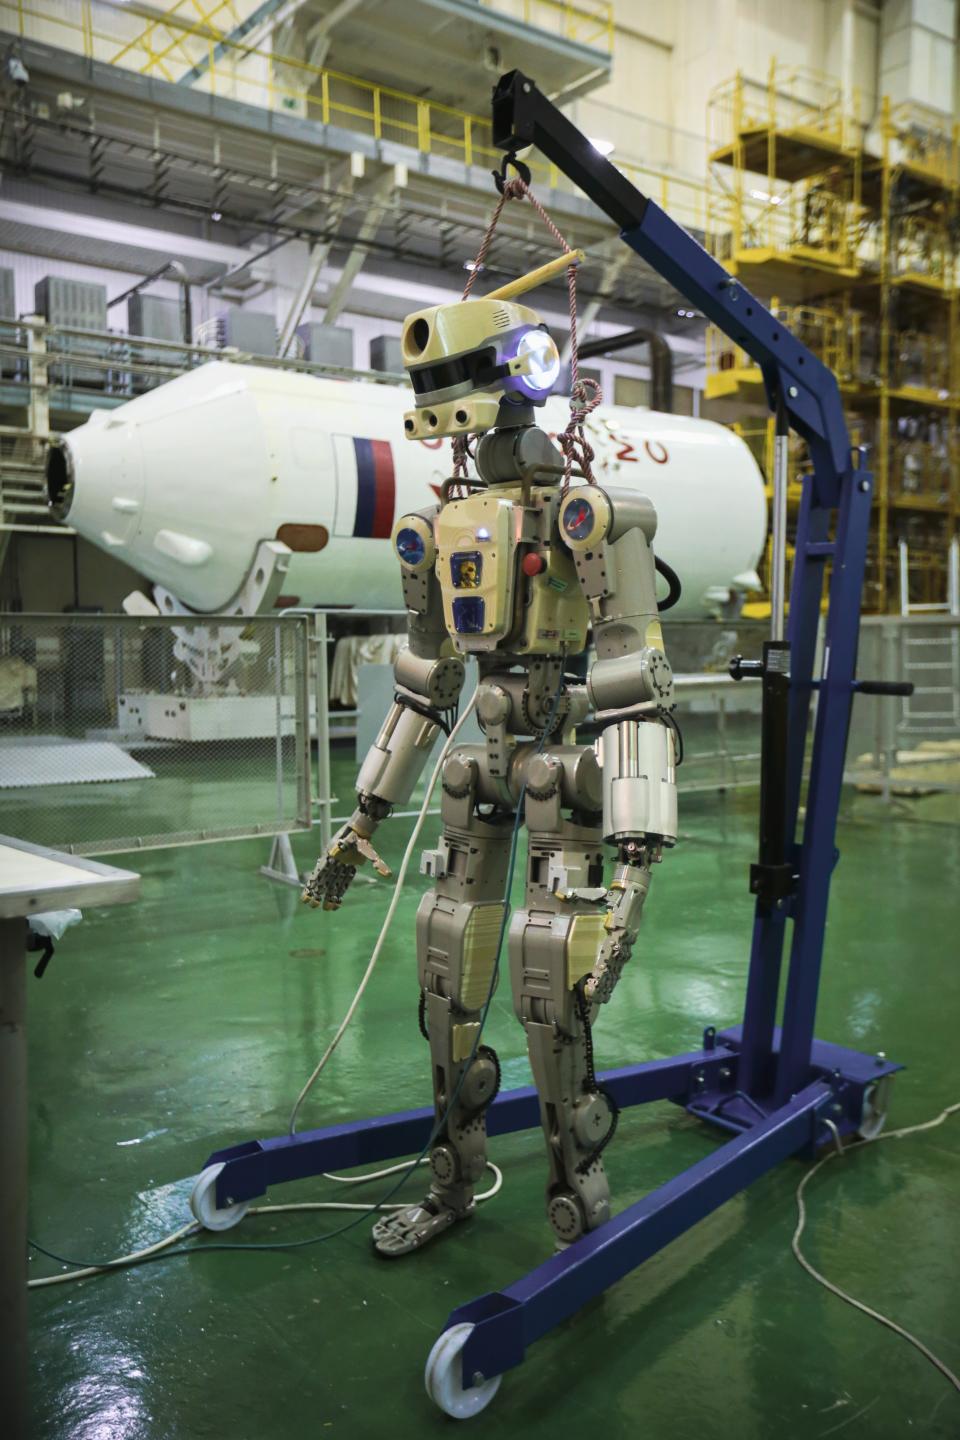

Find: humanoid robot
[303,292,678,1256]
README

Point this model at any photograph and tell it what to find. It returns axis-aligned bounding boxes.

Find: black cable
[655,554,682,612]
[392,690,451,736]
[573,986,620,1175]
[661,709,685,767]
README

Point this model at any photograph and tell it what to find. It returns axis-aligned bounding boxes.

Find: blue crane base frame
[201,1030,899,1385]
[197,71,909,1404]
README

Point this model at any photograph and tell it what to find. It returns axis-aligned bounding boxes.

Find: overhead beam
[177,0,311,86]
[277,156,362,355]
[304,0,367,69]
[321,166,405,327]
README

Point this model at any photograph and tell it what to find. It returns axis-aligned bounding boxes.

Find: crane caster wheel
[425,1323,501,1419]
[190,1163,250,1232]
[856,1075,893,1141]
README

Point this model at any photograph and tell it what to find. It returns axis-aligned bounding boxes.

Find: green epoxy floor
[26,766,960,1439]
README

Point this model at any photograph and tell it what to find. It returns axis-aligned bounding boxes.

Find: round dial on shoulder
[392,513,436,572]
[559,486,611,550]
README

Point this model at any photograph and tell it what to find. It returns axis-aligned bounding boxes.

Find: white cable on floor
[288,691,478,1137]
[28,1159,503,1289]
[30,696,494,1292]
[28,1221,200,1289]
[793,1099,960,1394]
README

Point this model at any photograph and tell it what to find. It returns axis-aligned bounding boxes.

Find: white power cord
[28,1159,502,1289]
[30,694,487,1290]
[288,690,478,1137]
[37,676,956,1389]
[793,1100,960,1394]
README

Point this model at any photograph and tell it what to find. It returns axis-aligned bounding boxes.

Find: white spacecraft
[48,361,767,619]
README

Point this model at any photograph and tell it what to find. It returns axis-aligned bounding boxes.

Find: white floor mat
[0,740,155,789]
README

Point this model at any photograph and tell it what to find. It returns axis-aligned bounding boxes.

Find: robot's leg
[372,768,512,1258]
[509,779,613,1247]
[513,928,613,1246]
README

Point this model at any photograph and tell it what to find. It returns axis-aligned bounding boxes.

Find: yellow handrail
[1,0,704,234]
[484,0,613,51]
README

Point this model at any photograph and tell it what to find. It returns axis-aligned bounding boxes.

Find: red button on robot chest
[522,552,546,577]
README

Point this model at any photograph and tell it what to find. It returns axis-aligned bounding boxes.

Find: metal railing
[308,613,770,857]
[0,612,312,854]
[0,1,708,231]
[2,606,954,863]
[708,63,862,161]
[846,616,960,801]
[489,0,613,49]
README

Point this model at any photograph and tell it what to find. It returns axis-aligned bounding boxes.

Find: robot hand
[584,858,652,1004]
[301,816,391,911]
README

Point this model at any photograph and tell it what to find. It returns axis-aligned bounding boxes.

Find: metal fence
[2,608,952,863]
[846,615,960,801]
[311,613,769,853]
[0,612,311,855]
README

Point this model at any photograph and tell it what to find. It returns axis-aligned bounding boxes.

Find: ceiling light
[589,137,615,157]
[210,210,223,222]
[749,188,782,205]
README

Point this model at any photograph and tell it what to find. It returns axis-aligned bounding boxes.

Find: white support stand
[259,832,303,888]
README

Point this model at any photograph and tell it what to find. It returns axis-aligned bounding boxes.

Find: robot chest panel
[434,491,588,656]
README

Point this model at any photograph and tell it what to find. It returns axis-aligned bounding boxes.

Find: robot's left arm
[561,485,678,1003]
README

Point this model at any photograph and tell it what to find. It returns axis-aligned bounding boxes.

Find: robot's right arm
[302,508,464,910]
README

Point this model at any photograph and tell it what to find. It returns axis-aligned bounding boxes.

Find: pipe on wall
[577,327,673,412]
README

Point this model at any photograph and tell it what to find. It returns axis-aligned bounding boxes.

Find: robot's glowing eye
[517,329,560,393]
[562,497,595,541]
[396,526,426,566]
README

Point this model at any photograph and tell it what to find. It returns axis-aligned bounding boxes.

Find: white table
[0,837,140,1440]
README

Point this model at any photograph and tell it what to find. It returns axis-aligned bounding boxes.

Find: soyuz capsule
[47,360,766,617]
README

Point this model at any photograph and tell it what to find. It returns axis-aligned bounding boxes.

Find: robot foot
[371,1195,474,1259]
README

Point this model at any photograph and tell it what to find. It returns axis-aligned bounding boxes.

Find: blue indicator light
[396,526,426,566]
[452,597,486,633]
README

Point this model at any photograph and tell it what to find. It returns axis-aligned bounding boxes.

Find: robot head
[400,298,561,441]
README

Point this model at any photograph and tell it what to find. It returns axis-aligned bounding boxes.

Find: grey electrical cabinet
[0,268,15,319]
[0,269,14,378]
[128,294,186,388]
[34,276,109,386]
[223,309,277,357]
[196,309,278,358]
[369,335,404,374]
[296,323,354,369]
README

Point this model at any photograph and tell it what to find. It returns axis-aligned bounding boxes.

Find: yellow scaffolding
[706,67,960,614]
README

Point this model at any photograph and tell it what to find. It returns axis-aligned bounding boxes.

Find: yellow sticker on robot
[451,552,483,589]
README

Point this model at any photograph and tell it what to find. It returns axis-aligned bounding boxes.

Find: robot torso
[395,485,590,658]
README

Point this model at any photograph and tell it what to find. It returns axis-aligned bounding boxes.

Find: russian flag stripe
[352,437,395,538]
